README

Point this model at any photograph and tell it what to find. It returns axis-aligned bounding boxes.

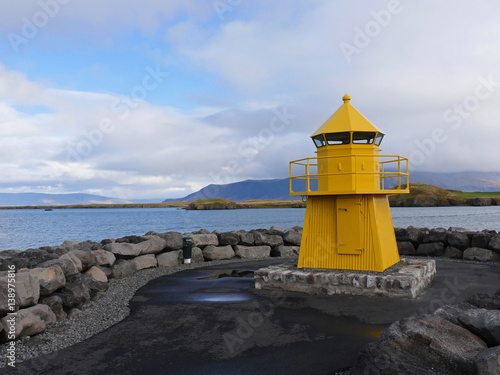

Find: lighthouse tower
[289,95,409,272]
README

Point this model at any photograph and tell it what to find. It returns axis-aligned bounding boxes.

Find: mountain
[0,193,131,206]
[164,172,500,202]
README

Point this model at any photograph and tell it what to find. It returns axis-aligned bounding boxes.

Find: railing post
[398,157,401,190]
[306,158,310,193]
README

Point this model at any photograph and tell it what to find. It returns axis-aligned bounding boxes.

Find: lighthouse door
[336,196,363,255]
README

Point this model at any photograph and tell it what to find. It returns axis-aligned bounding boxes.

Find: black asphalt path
[8,258,500,375]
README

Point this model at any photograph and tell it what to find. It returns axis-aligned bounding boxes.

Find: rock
[0,279,14,314]
[443,246,463,259]
[97,266,112,278]
[67,308,82,319]
[416,242,445,256]
[191,247,204,263]
[104,242,141,258]
[434,303,476,326]
[447,232,471,250]
[238,231,255,246]
[458,308,500,346]
[253,232,284,247]
[15,271,40,308]
[352,315,487,375]
[489,235,500,252]
[39,295,67,321]
[91,250,116,267]
[471,232,493,249]
[470,197,493,206]
[115,235,145,244]
[463,247,500,262]
[84,266,108,283]
[156,251,182,267]
[448,227,471,233]
[268,226,284,235]
[397,241,416,255]
[423,228,448,243]
[40,246,69,257]
[69,249,97,271]
[132,254,157,270]
[28,265,66,295]
[60,240,82,250]
[270,245,299,257]
[111,259,137,279]
[36,258,69,276]
[0,310,45,340]
[14,249,58,268]
[191,234,219,247]
[283,229,302,246]
[234,245,271,259]
[218,231,240,246]
[136,236,167,255]
[156,232,183,250]
[395,226,425,245]
[474,346,500,374]
[52,274,91,308]
[193,228,210,234]
[24,304,57,326]
[202,245,235,260]
[466,293,500,310]
[60,252,82,274]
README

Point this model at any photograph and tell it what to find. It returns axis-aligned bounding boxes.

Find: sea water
[0,206,500,250]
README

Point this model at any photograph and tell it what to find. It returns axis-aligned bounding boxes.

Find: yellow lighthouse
[289,95,409,272]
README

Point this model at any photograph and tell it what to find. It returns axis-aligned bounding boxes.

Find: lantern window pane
[325,132,350,145]
[352,132,376,144]
[312,135,326,147]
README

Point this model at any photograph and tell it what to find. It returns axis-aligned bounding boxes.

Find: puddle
[186,293,252,303]
[198,269,254,280]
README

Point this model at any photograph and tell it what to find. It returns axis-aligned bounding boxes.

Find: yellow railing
[289,154,409,196]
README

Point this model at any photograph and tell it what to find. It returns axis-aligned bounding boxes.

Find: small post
[182,236,194,264]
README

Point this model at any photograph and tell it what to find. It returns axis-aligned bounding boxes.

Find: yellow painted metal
[311,94,382,137]
[297,195,400,272]
[292,94,407,272]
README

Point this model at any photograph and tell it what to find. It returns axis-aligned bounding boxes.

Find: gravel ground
[0,258,270,368]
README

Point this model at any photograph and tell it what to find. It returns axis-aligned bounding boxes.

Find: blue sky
[1,0,499,200]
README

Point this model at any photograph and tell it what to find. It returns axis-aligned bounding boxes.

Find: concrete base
[254,258,436,299]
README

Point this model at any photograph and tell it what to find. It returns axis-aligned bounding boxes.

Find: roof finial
[342,94,351,103]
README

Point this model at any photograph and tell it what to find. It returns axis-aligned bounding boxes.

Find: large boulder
[268,226,284,235]
[202,245,235,260]
[156,250,182,267]
[191,233,219,247]
[84,266,108,283]
[283,228,302,246]
[463,247,500,262]
[104,242,141,257]
[156,232,183,250]
[466,293,500,310]
[234,245,271,259]
[132,254,157,270]
[13,248,58,268]
[69,249,97,271]
[238,231,255,246]
[394,226,425,245]
[253,232,284,247]
[191,247,204,263]
[39,295,67,321]
[0,309,45,340]
[59,252,82,274]
[352,315,487,375]
[416,242,445,256]
[488,235,500,252]
[270,245,299,257]
[474,346,500,374]
[52,275,91,309]
[397,241,416,255]
[15,272,40,309]
[24,304,57,326]
[91,250,116,267]
[443,246,463,259]
[136,236,167,255]
[471,232,493,249]
[422,228,448,243]
[111,259,137,279]
[28,265,66,295]
[457,308,500,346]
[447,231,471,250]
[218,231,240,246]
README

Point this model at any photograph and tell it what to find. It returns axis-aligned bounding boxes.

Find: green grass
[448,191,500,198]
